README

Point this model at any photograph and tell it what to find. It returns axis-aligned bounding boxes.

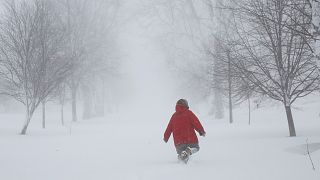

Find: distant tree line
[0,0,120,134]
[150,0,320,137]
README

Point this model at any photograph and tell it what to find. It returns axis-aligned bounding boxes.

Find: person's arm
[189,111,206,136]
[163,116,173,142]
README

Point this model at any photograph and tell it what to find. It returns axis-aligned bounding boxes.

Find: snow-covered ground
[1,96,320,180]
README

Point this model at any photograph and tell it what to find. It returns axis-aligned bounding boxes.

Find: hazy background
[1,0,320,179]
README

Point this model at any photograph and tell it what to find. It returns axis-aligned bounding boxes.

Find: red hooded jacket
[164,104,205,146]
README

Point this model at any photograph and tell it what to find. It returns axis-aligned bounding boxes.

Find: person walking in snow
[163,99,206,163]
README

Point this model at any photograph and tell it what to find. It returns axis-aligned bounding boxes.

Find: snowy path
[1,110,320,180]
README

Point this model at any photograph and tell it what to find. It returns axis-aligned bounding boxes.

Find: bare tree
[209,35,255,124]
[50,81,69,126]
[202,0,256,123]
[228,0,320,136]
[0,0,72,134]
[36,0,71,129]
[57,0,120,122]
[149,0,254,120]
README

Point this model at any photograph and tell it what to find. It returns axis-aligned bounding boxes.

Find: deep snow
[1,1,320,179]
[1,96,320,180]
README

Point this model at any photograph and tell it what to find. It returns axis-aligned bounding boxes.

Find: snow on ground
[1,96,320,180]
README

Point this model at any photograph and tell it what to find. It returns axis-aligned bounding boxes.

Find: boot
[185,147,192,155]
[180,150,189,164]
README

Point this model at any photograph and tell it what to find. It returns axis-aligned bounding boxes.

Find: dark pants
[175,143,200,155]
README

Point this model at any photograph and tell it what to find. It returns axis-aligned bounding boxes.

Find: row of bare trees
[0,0,119,134]
[219,0,320,137]
[150,0,320,137]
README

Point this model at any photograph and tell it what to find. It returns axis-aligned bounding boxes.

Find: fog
[100,0,203,119]
[117,3,177,114]
[1,0,320,179]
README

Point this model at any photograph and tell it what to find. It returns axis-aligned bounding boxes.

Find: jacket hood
[175,104,188,113]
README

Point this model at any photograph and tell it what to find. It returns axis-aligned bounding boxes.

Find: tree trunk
[21,123,29,135]
[227,50,233,124]
[71,83,78,122]
[59,84,66,126]
[99,78,105,117]
[228,88,233,123]
[82,84,93,119]
[42,101,46,129]
[21,106,32,135]
[213,88,224,119]
[284,105,296,137]
[248,96,251,125]
[61,103,64,126]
